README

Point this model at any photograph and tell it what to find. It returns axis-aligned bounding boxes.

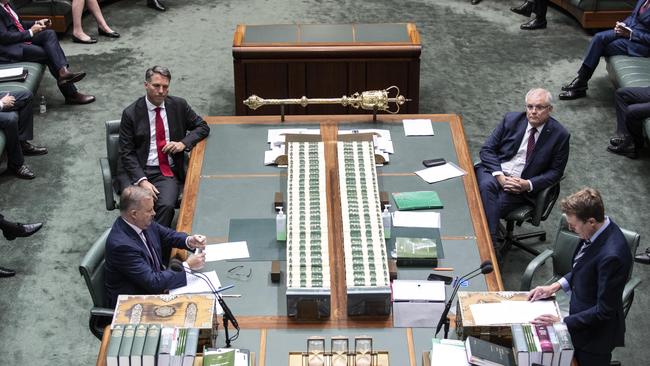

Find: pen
[221,294,241,298]
[432,267,454,271]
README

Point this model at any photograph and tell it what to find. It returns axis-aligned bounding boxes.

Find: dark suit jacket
[564,220,632,354]
[478,112,570,195]
[104,217,189,308]
[0,2,36,63]
[624,0,650,53]
[115,95,210,192]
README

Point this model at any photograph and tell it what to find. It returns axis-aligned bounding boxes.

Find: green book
[183,328,199,366]
[118,323,136,366]
[392,190,443,210]
[511,324,529,366]
[203,348,236,366]
[106,324,125,366]
[395,236,438,266]
[142,324,161,366]
[130,323,149,366]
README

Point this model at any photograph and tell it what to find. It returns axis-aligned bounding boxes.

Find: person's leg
[0,112,25,169]
[475,166,502,244]
[71,0,94,42]
[21,40,81,99]
[574,349,611,366]
[533,0,549,20]
[7,90,34,142]
[582,30,619,72]
[86,0,115,34]
[144,166,179,228]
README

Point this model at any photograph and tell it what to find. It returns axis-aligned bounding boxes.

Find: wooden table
[97,114,501,366]
[233,23,421,116]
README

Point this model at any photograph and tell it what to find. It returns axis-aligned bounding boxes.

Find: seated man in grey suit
[0,90,47,179]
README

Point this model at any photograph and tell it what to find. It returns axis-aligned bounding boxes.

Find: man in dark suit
[0,0,94,104]
[510,0,550,30]
[104,186,206,308]
[0,213,43,277]
[560,0,650,100]
[476,88,570,251]
[529,188,633,366]
[116,66,210,227]
[0,89,47,179]
[606,86,650,159]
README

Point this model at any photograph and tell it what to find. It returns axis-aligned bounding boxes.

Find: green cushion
[0,130,5,155]
[14,0,72,17]
[0,62,45,94]
[606,56,650,142]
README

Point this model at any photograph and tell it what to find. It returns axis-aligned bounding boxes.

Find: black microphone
[434,260,493,338]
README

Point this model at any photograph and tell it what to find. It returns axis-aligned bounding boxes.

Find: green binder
[392,191,443,210]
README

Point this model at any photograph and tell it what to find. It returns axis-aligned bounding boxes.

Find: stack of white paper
[392,211,441,228]
[403,119,434,136]
[415,162,467,184]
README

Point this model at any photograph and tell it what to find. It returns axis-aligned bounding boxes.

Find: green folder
[392,191,443,210]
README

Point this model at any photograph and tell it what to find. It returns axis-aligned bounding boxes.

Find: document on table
[403,119,434,136]
[392,211,441,228]
[415,162,467,184]
[430,339,470,366]
[264,148,283,165]
[469,300,560,325]
[204,241,250,262]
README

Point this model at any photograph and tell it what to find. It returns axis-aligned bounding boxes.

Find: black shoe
[0,267,15,277]
[561,76,588,91]
[147,0,166,11]
[609,136,627,146]
[520,18,547,30]
[511,1,533,17]
[98,28,120,38]
[71,35,97,44]
[607,141,638,159]
[471,0,482,4]
[1,221,43,240]
[635,248,650,264]
[559,89,587,100]
[11,164,35,179]
[20,141,48,156]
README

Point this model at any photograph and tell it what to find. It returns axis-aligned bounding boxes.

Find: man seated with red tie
[475,88,570,255]
[0,0,94,104]
[115,66,210,228]
[104,186,207,308]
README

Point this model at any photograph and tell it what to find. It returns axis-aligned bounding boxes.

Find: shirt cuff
[0,100,4,110]
[558,277,570,293]
[527,180,533,192]
[29,30,33,38]
[185,236,192,250]
[133,177,147,185]
[492,171,504,177]
[183,262,191,282]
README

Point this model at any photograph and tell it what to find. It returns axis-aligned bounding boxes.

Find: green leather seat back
[105,120,120,177]
[0,62,45,93]
[0,130,5,157]
[79,228,110,308]
[551,216,581,279]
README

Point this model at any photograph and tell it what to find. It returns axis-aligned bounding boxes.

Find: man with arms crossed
[529,188,632,366]
[104,186,206,308]
[475,88,570,254]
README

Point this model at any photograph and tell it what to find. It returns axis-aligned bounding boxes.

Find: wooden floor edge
[259,328,267,366]
[407,328,416,366]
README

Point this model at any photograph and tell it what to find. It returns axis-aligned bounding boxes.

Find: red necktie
[3,4,24,32]
[642,0,650,14]
[154,107,174,177]
[525,127,537,163]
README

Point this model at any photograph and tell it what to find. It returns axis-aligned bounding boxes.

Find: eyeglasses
[227,265,252,280]
[526,104,550,111]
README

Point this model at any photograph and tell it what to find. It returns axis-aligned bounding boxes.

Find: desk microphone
[170,259,240,347]
[434,260,494,339]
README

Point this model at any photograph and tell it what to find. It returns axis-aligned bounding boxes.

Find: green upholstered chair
[100,120,120,210]
[0,130,6,174]
[0,62,45,93]
[499,178,563,256]
[78,228,114,340]
[520,215,642,319]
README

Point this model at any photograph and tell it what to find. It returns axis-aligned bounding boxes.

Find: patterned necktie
[140,231,162,272]
[525,127,537,163]
[573,239,592,267]
[154,107,174,177]
[3,4,24,32]
[642,0,650,14]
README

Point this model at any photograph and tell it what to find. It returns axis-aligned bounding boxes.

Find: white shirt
[144,97,172,167]
[493,122,545,191]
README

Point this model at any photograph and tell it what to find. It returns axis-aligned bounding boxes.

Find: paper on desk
[403,119,434,136]
[430,339,470,366]
[264,148,283,165]
[415,162,467,184]
[204,241,250,262]
[469,300,560,325]
[169,270,220,294]
[267,128,320,144]
[392,211,441,228]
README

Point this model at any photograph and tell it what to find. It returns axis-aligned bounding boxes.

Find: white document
[392,280,445,301]
[169,270,221,294]
[392,211,441,228]
[415,162,467,184]
[469,300,560,325]
[267,128,311,143]
[430,339,470,366]
[264,149,283,165]
[0,67,23,78]
[204,241,250,262]
[403,119,434,136]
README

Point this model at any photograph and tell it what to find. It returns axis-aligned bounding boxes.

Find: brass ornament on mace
[243,86,410,114]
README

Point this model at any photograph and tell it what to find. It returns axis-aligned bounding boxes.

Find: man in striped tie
[529,188,633,366]
[475,88,570,254]
[116,66,210,228]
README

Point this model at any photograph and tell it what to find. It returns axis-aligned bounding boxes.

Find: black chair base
[498,221,543,256]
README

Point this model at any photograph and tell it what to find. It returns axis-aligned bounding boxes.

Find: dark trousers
[615,86,650,147]
[574,348,612,366]
[21,29,76,97]
[475,166,529,245]
[144,166,179,228]
[0,90,33,169]
[532,0,549,20]
[581,30,646,78]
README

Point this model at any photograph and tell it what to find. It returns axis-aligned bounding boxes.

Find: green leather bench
[606,55,650,143]
[0,62,45,172]
[14,0,73,33]
[550,0,635,29]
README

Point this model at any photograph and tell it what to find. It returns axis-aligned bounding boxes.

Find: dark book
[0,67,28,82]
[465,336,516,366]
[396,236,438,266]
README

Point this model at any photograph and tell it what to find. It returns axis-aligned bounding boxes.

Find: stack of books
[511,323,574,366]
[106,324,200,366]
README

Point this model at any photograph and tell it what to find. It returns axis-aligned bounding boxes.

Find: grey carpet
[0,0,648,364]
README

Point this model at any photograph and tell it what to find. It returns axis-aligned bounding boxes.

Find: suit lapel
[118,218,157,269]
[572,225,611,272]
[165,97,180,140]
[135,97,150,144]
